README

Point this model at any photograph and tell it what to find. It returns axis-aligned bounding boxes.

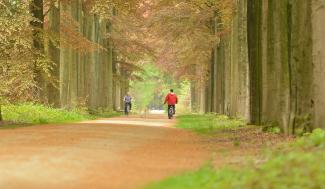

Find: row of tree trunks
[39,1,126,111]
[254,0,314,133]
[195,0,250,120]
[193,0,325,133]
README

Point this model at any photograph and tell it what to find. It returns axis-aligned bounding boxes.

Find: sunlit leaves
[0,1,35,101]
[146,0,234,81]
[91,0,153,74]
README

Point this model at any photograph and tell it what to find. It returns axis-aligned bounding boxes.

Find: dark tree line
[193,0,325,134]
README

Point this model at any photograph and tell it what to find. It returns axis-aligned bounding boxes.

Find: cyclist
[123,93,132,114]
[164,89,178,116]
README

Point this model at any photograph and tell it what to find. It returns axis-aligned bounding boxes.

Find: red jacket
[164,93,178,105]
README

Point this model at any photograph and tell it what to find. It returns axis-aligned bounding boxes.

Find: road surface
[0,115,210,189]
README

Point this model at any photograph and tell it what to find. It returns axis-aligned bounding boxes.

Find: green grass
[145,129,325,189]
[0,104,122,129]
[176,114,247,134]
[145,165,223,189]
[1,103,96,127]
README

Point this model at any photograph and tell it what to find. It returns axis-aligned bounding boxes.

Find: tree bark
[107,15,114,111]
[31,0,45,102]
[47,5,60,107]
[247,0,262,125]
[0,104,3,122]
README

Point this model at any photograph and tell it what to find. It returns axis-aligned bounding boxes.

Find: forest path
[0,115,211,189]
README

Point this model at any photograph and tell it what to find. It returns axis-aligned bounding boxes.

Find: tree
[0,1,40,119]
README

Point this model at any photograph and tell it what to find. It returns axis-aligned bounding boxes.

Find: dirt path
[0,115,210,189]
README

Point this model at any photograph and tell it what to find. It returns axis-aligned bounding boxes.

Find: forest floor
[0,115,288,189]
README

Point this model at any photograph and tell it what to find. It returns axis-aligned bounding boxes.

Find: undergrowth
[145,128,325,189]
[1,103,95,125]
[0,103,121,128]
[176,114,247,134]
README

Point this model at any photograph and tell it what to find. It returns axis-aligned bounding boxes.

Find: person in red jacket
[164,89,178,115]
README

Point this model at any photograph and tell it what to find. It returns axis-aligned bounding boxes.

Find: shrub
[293,128,325,149]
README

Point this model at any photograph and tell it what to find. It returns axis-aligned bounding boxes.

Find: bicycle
[168,105,174,119]
[125,103,131,116]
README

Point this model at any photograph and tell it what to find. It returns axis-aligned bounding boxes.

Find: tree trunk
[47,5,60,107]
[0,104,3,122]
[31,0,45,102]
[59,3,69,108]
[112,50,118,110]
[292,0,312,132]
[190,80,198,112]
[311,0,325,129]
[107,16,114,111]
[247,0,262,125]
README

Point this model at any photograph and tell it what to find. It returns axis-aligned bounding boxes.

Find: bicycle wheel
[168,107,173,119]
[127,104,130,115]
[125,104,130,115]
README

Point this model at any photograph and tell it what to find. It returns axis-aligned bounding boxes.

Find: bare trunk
[0,104,3,122]
[247,0,262,125]
[31,0,45,102]
[47,5,60,107]
[107,17,114,111]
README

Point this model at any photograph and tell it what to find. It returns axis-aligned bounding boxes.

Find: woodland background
[1,0,325,134]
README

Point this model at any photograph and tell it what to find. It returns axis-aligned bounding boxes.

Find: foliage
[262,124,282,134]
[91,0,152,77]
[90,0,236,84]
[130,62,164,111]
[0,1,38,103]
[176,114,246,134]
[145,129,325,189]
[146,0,234,81]
[1,0,236,114]
[145,165,221,189]
[1,103,95,125]
[0,0,56,107]
[130,61,192,112]
[292,128,325,149]
[1,0,149,114]
[168,80,191,113]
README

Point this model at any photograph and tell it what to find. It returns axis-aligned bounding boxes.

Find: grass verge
[176,114,247,134]
[0,103,121,129]
[145,117,325,189]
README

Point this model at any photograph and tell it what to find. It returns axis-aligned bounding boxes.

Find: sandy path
[0,115,210,189]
